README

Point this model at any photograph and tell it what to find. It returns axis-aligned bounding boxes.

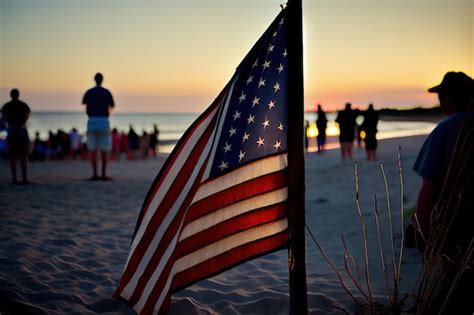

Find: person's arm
[416,177,435,237]
[108,91,115,115]
[82,92,88,114]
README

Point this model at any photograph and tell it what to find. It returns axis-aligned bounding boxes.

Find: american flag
[114,7,292,315]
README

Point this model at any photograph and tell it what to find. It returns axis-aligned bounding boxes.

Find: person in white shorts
[82,73,115,180]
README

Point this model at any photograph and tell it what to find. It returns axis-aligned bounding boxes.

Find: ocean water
[2,111,436,154]
[25,112,198,153]
[26,112,436,140]
[26,112,197,143]
[304,112,436,140]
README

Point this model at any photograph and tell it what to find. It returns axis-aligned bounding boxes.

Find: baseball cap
[428,71,473,94]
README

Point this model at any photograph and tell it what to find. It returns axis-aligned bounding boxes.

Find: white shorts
[87,117,111,152]
[87,130,111,151]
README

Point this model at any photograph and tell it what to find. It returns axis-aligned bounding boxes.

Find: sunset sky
[1,0,472,113]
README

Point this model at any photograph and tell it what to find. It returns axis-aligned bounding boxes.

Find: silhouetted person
[361,104,379,161]
[82,73,115,180]
[30,131,46,162]
[119,131,128,160]
[149,124,160,157]
[127,125,139,160]
[413,72,474,313]
[45,130,55,160]
[1,89,31,184]
[57,129,69,158]
[414,72,473,237]
[316,104,327,152]
[335,102,357,160]
[356,123,363,148]
[111,128,120,160]
[139,130,150,158]
[69,128,81,158]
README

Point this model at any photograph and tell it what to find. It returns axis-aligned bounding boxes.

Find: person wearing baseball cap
[427,71,473,113]
[413,71,473,236]
[412,71,473,312]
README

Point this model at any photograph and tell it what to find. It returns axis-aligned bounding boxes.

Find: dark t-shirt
[362,111,379,136]
[1,100,31,127]
[413,113,466,192]
[82,86,115,117]
[336,109,357,142]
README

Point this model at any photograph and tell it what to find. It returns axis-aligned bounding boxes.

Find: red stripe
[185,171,287,223]
[171,232,288,293]
[128,184,286,310]
[138,246,179,315]
[158,295,171,315]
[126,161,211,306]
[140,107,217,222]
[114,120,215,297]
[177,203,287,257]
[140,231,288,315]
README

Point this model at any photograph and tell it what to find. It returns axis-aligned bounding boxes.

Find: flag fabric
[114,7,292,315]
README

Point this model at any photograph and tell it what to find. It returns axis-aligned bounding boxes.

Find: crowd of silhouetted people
[25,124,160,162]
[305,102,379,161]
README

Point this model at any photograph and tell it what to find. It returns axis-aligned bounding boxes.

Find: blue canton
[209,17,288,178]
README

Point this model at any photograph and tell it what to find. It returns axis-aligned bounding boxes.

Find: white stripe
[124,106,218,268]
[134,258,175,314]
[193,153,288,203]
[174,218,288,274]
[146,218,288,314]
[121,231,179,301]
[179,188,288,241]
[203,76,237,180]
[123,127,216,300]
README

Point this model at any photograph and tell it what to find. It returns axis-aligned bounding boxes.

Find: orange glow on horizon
[306,122,340,138]
[1,1,470,112]
[307,123,318,138]
[326,122,340,137]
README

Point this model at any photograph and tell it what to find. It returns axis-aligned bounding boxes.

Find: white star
[278,123,284,131]
[258,77,266,88]
[218,160,229,172]
[273,82,281,92]
[262,60,271,70]
[242,132,250,142]
[238,91,246,103]
[277,64,284,73]
[252,59,258,68]
[273,31,278,37]
[247,114,255,124]
[279,18,284,25]
[232,110,241,121]
[268,44,274,52]
[223,142,232,153]
[268,100,276,109]
[252,96,260,107]
[273,141,282,150]
[238,150,246,162]
[257,137,265,148]
[283,49,288,58]
[262,118,270,129]
[246,76,254,85]
[228,126,237,137]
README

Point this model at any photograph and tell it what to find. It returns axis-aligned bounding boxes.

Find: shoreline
[379,113,443,123]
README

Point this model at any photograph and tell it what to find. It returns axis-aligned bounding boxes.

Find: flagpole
[286,0,308,314]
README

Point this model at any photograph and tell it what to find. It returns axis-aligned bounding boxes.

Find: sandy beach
[0,135,427,314]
